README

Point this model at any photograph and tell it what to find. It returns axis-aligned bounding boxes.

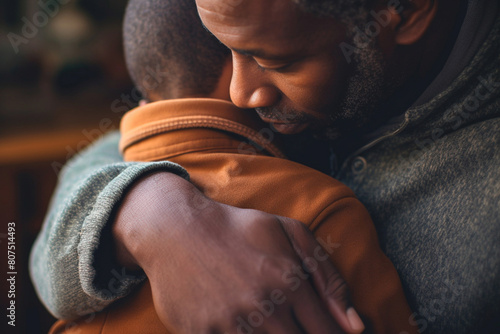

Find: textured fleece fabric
[334,10,500,333]
[29,133,188,318]
[31,3,499,333]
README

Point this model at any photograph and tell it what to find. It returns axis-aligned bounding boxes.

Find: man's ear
[392,0,438,45]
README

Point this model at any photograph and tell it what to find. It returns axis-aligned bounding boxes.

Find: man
[195,0,500,332]
[31,0,500,333]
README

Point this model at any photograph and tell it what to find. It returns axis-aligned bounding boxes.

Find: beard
[323,30,398,141]
[253,40,390,131]
[321,7,414,141]
[252,8,408,142]
[255,37,401,142]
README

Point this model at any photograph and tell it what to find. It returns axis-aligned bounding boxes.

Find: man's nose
[230,54,280,109]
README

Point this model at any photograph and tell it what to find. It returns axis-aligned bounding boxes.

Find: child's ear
[139,99,148,106]
[392,0,438,45]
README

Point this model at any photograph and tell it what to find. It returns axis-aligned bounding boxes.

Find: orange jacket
[51,99,417,334]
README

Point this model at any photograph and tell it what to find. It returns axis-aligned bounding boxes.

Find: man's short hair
[123,0,230,100]
[292,0,375,21]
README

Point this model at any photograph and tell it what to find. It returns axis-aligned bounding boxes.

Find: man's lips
[261,119,311,135]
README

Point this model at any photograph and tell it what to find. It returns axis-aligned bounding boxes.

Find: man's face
[197,0,388,138]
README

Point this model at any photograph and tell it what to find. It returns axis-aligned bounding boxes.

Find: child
[50,0,417,333]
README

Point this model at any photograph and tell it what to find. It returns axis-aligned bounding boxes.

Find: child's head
[123,0,231,102]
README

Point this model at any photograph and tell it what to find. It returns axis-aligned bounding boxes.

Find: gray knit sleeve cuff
[75,161,189,315]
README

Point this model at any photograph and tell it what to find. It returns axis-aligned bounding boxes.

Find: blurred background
[0,0,134,332]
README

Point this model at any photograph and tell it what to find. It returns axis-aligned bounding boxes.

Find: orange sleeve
[311,196,418,334]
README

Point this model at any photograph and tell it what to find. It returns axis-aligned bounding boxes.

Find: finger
[262,309,305,334]
[228,308,303,334]
[278,216,365,334]
[292,282,346,334]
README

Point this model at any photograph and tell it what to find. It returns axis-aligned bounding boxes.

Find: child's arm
[29,131,188,319]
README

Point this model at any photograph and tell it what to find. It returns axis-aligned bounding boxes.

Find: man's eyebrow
[233,48,284,60]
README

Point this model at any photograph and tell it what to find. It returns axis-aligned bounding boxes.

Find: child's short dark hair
[123,0,230,101]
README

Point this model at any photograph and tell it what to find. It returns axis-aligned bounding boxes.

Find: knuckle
[324,271,349,302]
[238,210,277,233]
[259,256,295,275]
[258,258,300,288]
[246,288,269,306]
[198,328,218,334]
[205,307,243,333]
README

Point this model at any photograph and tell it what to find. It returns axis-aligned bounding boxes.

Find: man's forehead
[196,0,295,21]
[196,0,337,51]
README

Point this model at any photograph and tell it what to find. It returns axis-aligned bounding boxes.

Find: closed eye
[254,60,294,73]
[232,49,298,73]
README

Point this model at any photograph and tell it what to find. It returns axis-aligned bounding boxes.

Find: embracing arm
[30,130,363,332]
[29,131,188,319]
[112,172,364,334]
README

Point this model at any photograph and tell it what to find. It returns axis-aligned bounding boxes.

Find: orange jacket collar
[120,98,285,161]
